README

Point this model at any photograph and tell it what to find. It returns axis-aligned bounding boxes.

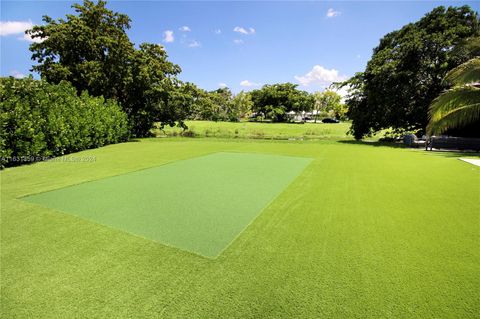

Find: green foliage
[187,87,252,122]
[343,5,480,139]
[208,88,236,121]
[449,36,480,65]
[126,43,186,135]
[444,57,480,85]
[313,90,348,121]
[186,86,227,121]
[28,0,134,100]
[427,57,480,135]
[427,86,480,135]
[28,0,185,137]
[0,77,129,167]
[250,83,314,122]
[231,91,254,119]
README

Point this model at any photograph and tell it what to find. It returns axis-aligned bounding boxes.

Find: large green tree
[342,6,479,139]
[28,0,187,137]
[126,43,185,135]
[209,88,235,121]
[250,83,314,122]
[187,87,238,122]
[231,91,253,119]
[313,91,347,121]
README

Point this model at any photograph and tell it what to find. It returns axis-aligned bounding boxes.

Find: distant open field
[157,120,353,140]
[2,137,479,318]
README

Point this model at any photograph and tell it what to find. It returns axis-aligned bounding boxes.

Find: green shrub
[0,77,129,167]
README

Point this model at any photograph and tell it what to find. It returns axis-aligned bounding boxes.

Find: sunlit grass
[2,137,478,317]
[157,120,353,139]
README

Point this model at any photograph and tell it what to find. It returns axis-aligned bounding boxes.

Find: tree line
[16,1,346,133]
[184,83,346,123]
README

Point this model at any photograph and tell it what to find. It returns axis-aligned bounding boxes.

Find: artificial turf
[1,135,479,318]
[22,152,312,258]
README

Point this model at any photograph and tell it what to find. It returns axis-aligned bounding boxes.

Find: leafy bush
[0,77,129,167]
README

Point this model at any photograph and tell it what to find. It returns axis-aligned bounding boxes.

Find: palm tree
[427,57,480,136]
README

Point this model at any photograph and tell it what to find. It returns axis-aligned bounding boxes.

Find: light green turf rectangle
[22,152,312,257]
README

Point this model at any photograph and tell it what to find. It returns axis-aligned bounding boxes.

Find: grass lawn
[22,152,312,258]
[157,120,353,140]
[1,135,479,317]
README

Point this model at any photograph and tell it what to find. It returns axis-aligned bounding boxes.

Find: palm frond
[427,86,480,135]
[444,58,480,86]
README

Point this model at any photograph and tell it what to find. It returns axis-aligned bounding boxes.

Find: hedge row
[0,77,130,167]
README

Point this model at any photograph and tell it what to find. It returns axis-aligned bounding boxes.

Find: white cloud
[0,20,33,36]
[240,80,259,87]
[188,40,201,48]
[233,39,244,45]
[9,70,26,79]
[294,65,347,87]
[20,32,44,43]
[233,26,255,35]
[331,85,350,102]
[218,83,227,88]
[233,27,248,34]
[0,20,44,43]
[179,26,191,32]
[326,8,341,18]
[214,29,221,34]
[163,30,174,43]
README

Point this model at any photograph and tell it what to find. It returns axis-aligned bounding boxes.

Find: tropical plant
[427,57,480,135]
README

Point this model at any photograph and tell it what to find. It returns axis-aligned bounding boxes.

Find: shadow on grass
[337,140,406,149]
[337,140,480,159]
[246,120,308,125]
[127,138,142,143]
[420,150,480,158]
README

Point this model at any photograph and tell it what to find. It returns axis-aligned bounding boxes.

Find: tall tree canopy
[250,83,314,122]
[186,86,248,122]
[343,5,479,139]
[28,0,187,137]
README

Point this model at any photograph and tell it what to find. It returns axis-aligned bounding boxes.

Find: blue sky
[1,1,478,93]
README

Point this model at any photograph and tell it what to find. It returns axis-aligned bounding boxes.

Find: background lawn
[1,136,479,317]
[157,120,353,140]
